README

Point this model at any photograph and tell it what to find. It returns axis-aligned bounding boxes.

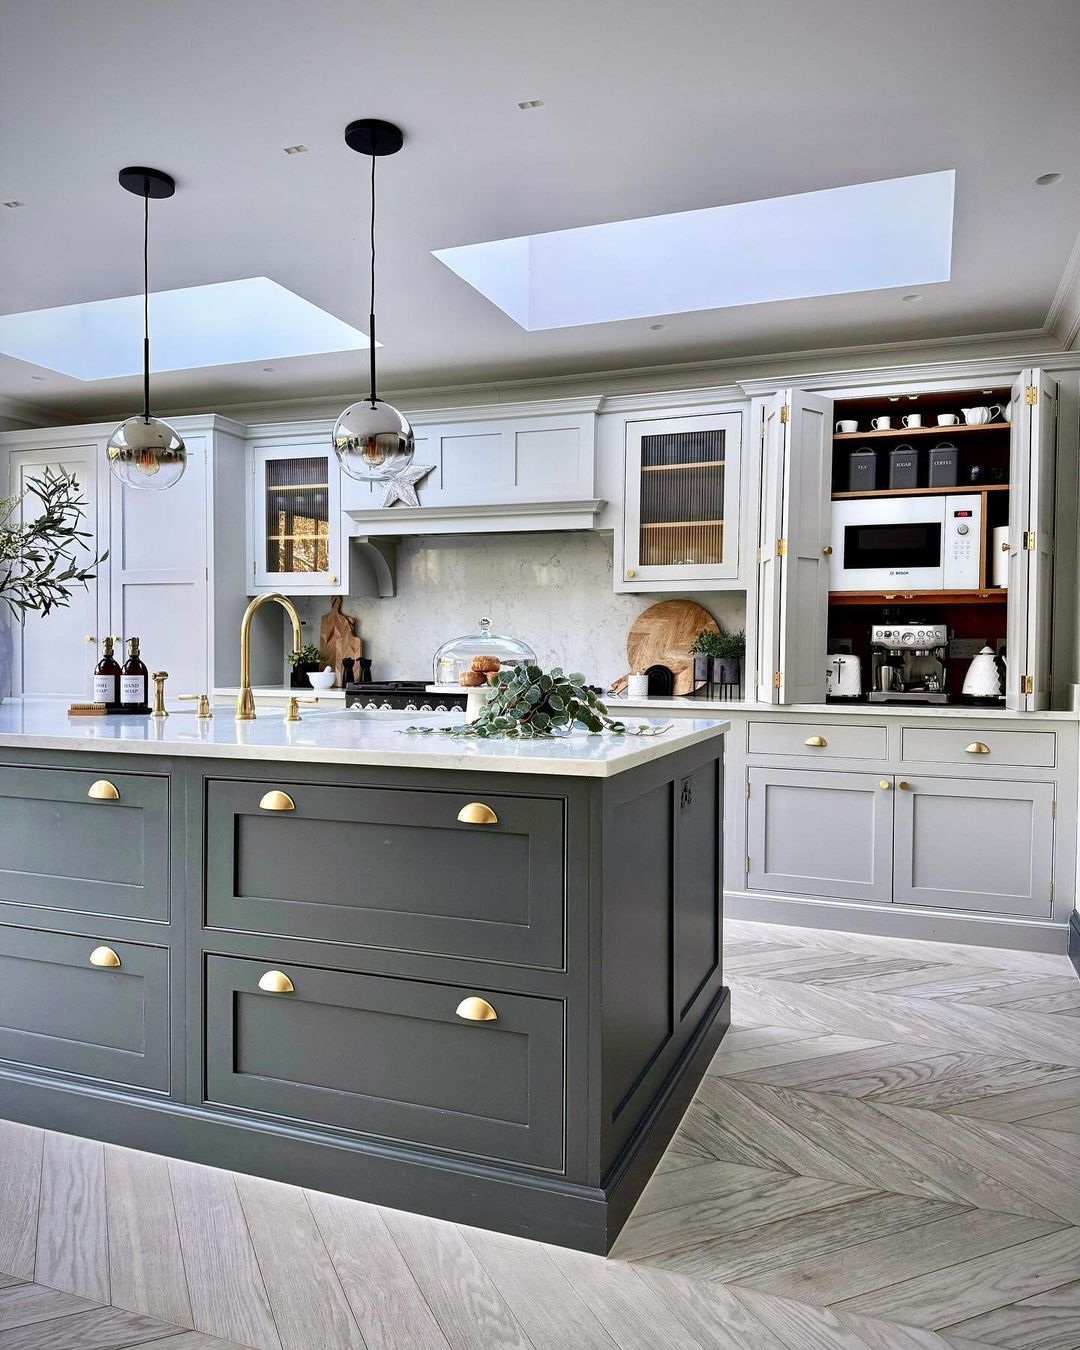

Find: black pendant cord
[368,152,378,407]
[142,190,151,421]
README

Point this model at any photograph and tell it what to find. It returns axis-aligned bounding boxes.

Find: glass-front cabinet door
[251,443,343,594]
[619,408,744,590]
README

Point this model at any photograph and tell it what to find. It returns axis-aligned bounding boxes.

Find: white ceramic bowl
[308,669,336,690]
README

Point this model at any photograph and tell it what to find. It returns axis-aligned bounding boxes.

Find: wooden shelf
[641,460,725,472]
[641,520,725,529]
[832,484,1009,501]
[829,589,1007,607]
[834,422,1010,441]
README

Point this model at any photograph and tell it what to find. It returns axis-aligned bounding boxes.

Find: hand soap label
[121,675,144,705]
[94,674,117,703]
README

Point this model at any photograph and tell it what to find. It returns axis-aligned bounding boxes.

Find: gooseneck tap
[237,592,304,721]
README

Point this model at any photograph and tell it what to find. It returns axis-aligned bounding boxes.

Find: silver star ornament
[379,462,435,508]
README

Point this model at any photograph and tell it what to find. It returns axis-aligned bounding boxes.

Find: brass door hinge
[779,403,791,424]
[1050,879,1055,899]
[1022,674,1034,695]
[776,538,787,556]
[746,780,751,798]
[1025,384,1038,405]
[773,671,782,689]
[746,855,751,873]
[1024,531,1037,551]
[1051,799,1057,819]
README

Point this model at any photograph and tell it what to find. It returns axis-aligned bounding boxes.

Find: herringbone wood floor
[1,918,1078,1349]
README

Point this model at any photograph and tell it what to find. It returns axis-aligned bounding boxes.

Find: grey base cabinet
[0,742,728,1254]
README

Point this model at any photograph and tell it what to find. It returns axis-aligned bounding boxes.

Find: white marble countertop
[607,694,1079,721]
[0,699,728,778]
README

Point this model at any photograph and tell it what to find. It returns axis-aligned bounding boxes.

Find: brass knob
[258,970,294,994]
[822,545,833,556]
[899,781,911,790]
[85,634,96,643]
[804,735,827,747]
[879,779,891,790]
[457,802,498,825]
[1001,539,1010,551]
[89,945,120,968]
[259,790,295,811]
[965,741,991,755]
[625,568,635,578]
[87,779,119,801]
[456,996,497,1022]
[328,574,338,584]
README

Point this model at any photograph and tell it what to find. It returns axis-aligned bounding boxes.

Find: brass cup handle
[899,781,911,790]
[258,970,294,994]
[259,790,295,811]
[879,779,891,790]
[88,779,120,801]
[965,742,991,755]
[457,802,498,825]
[804,735,828,747]
[89,945,121,968]
[456,996,498,1022]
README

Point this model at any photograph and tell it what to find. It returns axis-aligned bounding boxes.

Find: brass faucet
[237,592,303,720]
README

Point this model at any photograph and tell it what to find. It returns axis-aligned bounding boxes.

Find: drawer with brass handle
[900,727,1056,770]
[205,778,565,968]
[0,924,169,1093]
[748,720,887,762]
[205,954,565,1170]
[88,779,120,801]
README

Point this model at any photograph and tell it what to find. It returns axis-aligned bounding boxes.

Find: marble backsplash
[297,532,746,689]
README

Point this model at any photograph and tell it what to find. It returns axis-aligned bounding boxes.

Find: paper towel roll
[992,526,1009,587]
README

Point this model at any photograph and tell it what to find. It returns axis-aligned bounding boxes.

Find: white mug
[937,413,960,427]
[1003,402,1012,424]
[901,413,923,429]
[870,416,891,431]
[835,419,858,434]
[962,405,1002,425]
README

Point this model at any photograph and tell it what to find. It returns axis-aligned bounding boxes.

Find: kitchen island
[0,701,728,1253]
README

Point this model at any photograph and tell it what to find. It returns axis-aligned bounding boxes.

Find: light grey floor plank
[0,1282,101,1332]
[105,1147,193,1331]
[132,1336,251,1350]
[380,1206,534,1350]
[458,1225,619,1350]
[0,1302,181,1349]
[306,1189,450,1350]
[835,1226,1080,1329]
[544,1244,709,1350]
[734,1207,1064,1305]
[168,1160,281,1350]
[836,1309,980,1350]
[34,1132,109,1304]
[1018,1103,1080,1132]
[724,1042,937,1093]
[948,1074,1080,1124]
[0,1122,43,1283]
[713,1034,887,1077]
[731,1286,878,1349]
[233,1174,362,1350]
[631,1264,790,1349]
[0,1283,21,1295]
[943,1276,1080,1349]
[632,1158,804,1217]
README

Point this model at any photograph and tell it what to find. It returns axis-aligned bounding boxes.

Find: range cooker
[344,681,467,713]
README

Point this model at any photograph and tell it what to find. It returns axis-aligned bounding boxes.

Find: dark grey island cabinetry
[0,705,728,1252]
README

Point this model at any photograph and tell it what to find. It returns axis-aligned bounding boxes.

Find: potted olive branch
[0,470,108,702]
[403,663,670,739]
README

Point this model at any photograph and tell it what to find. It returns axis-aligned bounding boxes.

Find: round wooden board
[623,600,719,696]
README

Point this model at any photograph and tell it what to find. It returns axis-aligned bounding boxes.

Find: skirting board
[727,889,1069,955]
[1070,911,1080,980]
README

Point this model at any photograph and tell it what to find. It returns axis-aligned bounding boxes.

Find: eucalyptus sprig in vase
[0,470,108,701]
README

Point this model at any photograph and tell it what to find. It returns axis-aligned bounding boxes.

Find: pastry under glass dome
[432,617,537,686]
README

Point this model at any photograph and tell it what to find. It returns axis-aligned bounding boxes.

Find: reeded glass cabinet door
[252,444,342,592]
[621,410,743,588]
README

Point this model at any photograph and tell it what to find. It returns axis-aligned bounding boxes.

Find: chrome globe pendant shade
[107,167,186,491]
[333,119,415,482]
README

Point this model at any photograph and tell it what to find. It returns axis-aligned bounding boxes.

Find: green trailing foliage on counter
[402,663,671,739]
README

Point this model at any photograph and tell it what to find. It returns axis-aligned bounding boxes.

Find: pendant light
[332,119,415,481]
[106,167,186,491]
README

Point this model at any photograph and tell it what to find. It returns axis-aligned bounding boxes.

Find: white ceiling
[2,0,1079,422]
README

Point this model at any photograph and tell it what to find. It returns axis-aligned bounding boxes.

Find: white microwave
[829,494,982,591]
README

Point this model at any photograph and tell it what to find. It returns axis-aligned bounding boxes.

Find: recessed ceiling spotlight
[3,200,25,208]
[901,293,922,301]
[649,322,667,331]
[516,99,544,110]
[30,374,45,381]
[283,145,308,155]
[1035,172,1061,186]
[262,366,275,372]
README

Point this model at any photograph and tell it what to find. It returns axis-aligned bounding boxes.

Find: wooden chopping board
[318,597,363,687]
[615,599,720,697]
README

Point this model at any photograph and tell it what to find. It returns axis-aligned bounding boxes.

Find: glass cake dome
[432,617,537,687]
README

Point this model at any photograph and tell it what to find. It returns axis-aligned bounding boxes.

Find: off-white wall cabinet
[0,416,249,699]
[616,404,746,591]
[248,434,343,596]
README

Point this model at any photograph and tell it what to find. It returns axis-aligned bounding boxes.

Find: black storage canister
[888,444,921,490]
[927,441,959,487]
[847,448,877,491]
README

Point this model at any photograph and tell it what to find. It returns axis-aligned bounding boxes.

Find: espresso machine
[869,622,949,703]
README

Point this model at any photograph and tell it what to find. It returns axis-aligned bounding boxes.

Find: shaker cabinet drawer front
[748,721,888,761]
[205,955,565,1171]
[0,765,169,922]
[893,777,1054,918]
[205,780,565,969]
[900,727,1057,769]
[0,925,169,1092]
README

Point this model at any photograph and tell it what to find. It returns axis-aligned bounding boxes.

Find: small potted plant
[709,629,745,692]
[689,631,714,688]
[287,643,324,689]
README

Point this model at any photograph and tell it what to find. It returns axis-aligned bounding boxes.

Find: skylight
[433,171,955,330]
[0,278,373,380]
